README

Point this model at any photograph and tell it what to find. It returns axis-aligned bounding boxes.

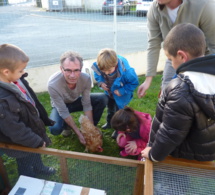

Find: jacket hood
[182,76,215,120]
[176,55,215,120]
[176,54,215,75]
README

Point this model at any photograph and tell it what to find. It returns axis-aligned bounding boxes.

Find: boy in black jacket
[0,44,55,177]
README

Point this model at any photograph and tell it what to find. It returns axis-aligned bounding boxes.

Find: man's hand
[64,116,86,145]
[137,76,153,98]
[78,133,86,145]
[125,141,137,154]
[141,146,152,159]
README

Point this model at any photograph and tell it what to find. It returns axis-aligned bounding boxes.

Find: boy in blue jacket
[92,48,139,138]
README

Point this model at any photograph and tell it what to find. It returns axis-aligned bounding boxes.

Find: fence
[1,143,215,195]
[0,143,150,195]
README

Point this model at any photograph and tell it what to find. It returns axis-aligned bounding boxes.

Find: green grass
[37,74,162,158]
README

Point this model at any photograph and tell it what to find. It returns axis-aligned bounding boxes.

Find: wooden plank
[133,162,145,195]
[144,159,153,195]
[0,143,142,167]
[59,157,69,184]
[0,156,11,189]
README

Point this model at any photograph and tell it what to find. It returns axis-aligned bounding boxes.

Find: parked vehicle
[136,0,153,17]
[102,0,130,15]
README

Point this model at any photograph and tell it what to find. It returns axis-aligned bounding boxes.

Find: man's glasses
[62,66,81,74]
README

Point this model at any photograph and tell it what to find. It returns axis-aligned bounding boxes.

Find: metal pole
[113,0,117,52]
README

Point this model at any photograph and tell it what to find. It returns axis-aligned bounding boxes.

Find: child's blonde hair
[0,44,29,72]
[97,48,118,71]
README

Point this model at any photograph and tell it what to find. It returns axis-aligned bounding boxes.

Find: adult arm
[64,116,86,145]
[138,3,163,98]
[80,76,94,124]
[48,86,86,145]
[199,0,215,54]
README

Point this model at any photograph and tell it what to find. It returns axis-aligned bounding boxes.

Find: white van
[136,0,153,17]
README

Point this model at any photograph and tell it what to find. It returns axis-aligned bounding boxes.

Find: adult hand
[116,133,126,144]
[141,146,151,159]
[137,76,153,98]
[78,133,86,145]
[100,83,109,91]
[125,141,137,154]
[114,90,121,96]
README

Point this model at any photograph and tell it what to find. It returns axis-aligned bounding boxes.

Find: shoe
[61,129,71,137]
[102,123,111,130]
[111,130,118,139]
[35,166,56,176]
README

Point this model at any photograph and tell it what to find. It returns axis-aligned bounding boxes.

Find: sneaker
[111,130,118,139]
[101,123,111,130]
[61,129,71,137]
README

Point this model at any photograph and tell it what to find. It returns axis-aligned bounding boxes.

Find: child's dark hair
[111,106,139,132]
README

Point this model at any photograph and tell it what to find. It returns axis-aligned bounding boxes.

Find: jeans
[162,59,176,90]
[49,93,108,135]
[106,96,119,124]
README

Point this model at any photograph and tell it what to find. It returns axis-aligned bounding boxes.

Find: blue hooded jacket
[92,55,139,109]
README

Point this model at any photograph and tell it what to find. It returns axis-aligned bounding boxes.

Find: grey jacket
[48,72,92,119]
[146,0,215,77]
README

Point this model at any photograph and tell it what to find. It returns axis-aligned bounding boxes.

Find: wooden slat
[59,157,69,184]
[133,162,145,195]
[0,156,11,189]
[0,143,143,167]
[144,158,153,195]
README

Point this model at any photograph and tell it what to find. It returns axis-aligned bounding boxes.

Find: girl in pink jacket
[111,107,151,160]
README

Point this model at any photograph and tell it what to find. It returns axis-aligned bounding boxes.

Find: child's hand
[125,141,137,154]
[141,146,151,159]
[114,90,121,96]
[42,142,46,148]
[100,83,109,91]
[116,133,126,144]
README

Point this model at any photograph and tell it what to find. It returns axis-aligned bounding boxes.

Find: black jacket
[0,74,52,149]
[20,73,55,126]
[149,55,215,161]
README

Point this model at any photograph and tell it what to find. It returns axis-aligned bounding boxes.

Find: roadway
[0,2,148,68]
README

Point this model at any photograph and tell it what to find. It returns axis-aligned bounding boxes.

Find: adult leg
[90,93,108,126]
[49,107,65,135]
[162,59,176,90]
[49,98,83,135]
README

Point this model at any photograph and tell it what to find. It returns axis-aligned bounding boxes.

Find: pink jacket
[117,111,151,157]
